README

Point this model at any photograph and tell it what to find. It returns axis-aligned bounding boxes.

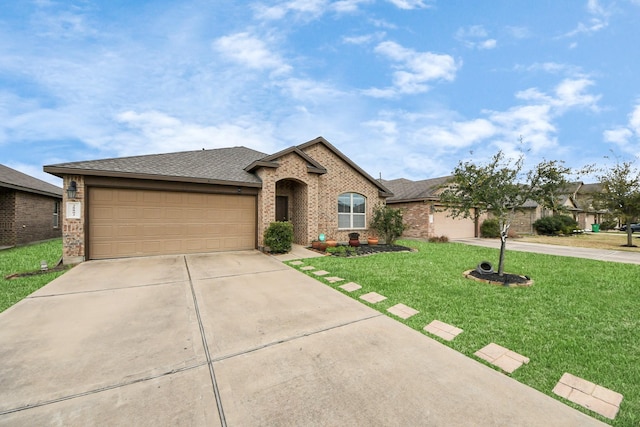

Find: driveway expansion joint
[211,313,384,363]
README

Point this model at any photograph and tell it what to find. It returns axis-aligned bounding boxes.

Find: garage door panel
[89,188,256,259]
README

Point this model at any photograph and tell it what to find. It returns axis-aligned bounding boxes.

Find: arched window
[338,193,366,229]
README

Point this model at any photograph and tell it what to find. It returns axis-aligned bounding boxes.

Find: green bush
[326,245,356,256]
[428,235,449,243]
[263,221,294,253]
[600,218,617,231]
[370,205,406,245]
[533,215,578,235]
[480,219,500,238]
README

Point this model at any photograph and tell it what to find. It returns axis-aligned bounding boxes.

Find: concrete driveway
[0,251,605,426]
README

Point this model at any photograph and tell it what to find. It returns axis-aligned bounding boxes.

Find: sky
[2,0,640,187]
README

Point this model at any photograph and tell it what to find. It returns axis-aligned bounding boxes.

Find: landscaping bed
[310,243,413,256]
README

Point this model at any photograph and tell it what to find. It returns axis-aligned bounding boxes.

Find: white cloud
[506,26,531,39]
[455,25,497,50]
[564,0,610,37]
[366,40,458,96]
[212,32,292,75]
[603,127,633,144]
[252,0,370,21]
[342,32,385,45]
[111,110,279,156]
[386,0,432,10]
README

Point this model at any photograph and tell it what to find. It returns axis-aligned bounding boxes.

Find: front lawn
[290,240,639,426]
[0,239,67,312]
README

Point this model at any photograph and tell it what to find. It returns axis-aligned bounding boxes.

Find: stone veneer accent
[61,175,86,264]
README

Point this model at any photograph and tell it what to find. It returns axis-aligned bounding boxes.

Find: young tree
[439,151,570,276]
[592,159,640,247]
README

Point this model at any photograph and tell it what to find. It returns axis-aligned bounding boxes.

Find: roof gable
[0,164,62,198]
[297,136,393,197]
[244,146,327,175]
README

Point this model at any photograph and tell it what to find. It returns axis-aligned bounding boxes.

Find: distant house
[510,182,607,234]
[0,164,63,247]
[383,177,485,239]
[384,177,607,239]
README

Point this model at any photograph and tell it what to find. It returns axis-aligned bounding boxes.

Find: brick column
[61,175,86,264]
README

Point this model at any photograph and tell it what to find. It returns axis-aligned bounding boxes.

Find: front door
[276,196,289,221]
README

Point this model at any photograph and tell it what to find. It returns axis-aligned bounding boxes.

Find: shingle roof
[44,147,268,186]
[0,164,62,198]
[383,176,452,202]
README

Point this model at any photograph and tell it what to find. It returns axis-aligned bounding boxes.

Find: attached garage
[88,188,256,259]
[431,209,476,239]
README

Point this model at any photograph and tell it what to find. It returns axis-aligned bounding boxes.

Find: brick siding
[0,188,61,246]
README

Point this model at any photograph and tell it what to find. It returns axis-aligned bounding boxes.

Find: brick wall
[61,175,85,264]
[302,144,386,243]
[14,192,62,245]
[391,201,434,238]
[0,189,16,246]
[0,189,61,246]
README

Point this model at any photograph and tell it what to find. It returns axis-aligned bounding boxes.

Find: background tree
[439,151,570,276]
[370,205,406,245]
[591,158,640,247]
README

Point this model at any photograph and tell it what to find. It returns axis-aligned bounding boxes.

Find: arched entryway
[275,178,308,245]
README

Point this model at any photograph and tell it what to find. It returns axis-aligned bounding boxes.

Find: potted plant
[367,235,379,246]
[348,232,360,247]
[325,236,338,247]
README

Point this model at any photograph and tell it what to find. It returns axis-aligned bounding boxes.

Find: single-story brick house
[0,164,63,247]
[44,137,392,264]
[382,177,485,239]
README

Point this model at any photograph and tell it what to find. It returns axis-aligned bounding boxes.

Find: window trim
[53,201,60,229]
[338,192,366,230]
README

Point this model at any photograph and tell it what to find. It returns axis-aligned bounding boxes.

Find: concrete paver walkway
[0,250,607,426]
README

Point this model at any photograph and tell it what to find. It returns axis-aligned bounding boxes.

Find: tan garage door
[89,188,256,259]
[432,210,476,239]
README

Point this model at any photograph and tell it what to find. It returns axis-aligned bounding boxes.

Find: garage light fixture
[66,181,78,199]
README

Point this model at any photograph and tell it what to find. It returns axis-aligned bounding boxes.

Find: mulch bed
[463,269,533,287]
[310,243,414,257]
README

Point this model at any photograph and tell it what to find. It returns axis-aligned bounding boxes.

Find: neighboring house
[509,182,607,234]
[0,164,63,247]
[382,177,484,239]
[44,137,392,264]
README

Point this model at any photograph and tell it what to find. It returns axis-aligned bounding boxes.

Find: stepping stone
[289,261,304,266]
[474,343,529,374]
[359,292,387,304]
[301,266,315,271]
[553,373,623,420]
[313,270,330,276]
[387,303,419,319]
[339,282,362,292]
[423,320,463,341]
[325,276,344,283]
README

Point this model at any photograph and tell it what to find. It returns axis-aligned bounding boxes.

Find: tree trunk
[627,222,634,247]
[498,231,507,276]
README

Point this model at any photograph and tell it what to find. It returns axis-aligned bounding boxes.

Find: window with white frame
[53,201,60,228]
[338,193,366,229]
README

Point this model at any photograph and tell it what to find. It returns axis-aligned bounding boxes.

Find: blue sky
[2,0,640,186]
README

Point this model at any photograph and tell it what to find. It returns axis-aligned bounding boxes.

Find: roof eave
[43,166,263,188]
[0,182,62,199]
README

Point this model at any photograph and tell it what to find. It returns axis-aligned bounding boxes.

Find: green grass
[0,239,67,312]
[289,240,640,426]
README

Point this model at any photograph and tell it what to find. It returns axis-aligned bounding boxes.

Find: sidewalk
[452,238,640,265]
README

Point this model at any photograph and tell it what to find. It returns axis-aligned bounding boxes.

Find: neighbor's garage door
[89,188,256,259]
[432,210,476,239]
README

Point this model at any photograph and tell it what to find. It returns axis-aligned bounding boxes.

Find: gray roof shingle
[45,146,268,186]
[0,164,62,198]
[383,176,452,202]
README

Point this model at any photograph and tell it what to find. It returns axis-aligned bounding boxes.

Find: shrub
[600,218,617,231]
[326,245,356,256]
[428,235,449,243]
[480,219,500,238]
[533,215,578,235]
[263,221,294,253]
[370,205,406,245]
